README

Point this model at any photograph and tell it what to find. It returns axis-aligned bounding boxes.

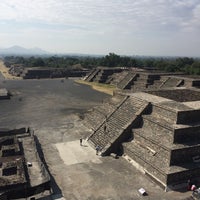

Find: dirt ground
[0,78,193,200]
[76,79,115,95]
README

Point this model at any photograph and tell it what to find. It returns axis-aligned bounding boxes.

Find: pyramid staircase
[160,77,184,88]
[110,71,129,86]
[117,71,138,90]
[83,94,127,130]
[85,69,101,82]
[87,96,150,155]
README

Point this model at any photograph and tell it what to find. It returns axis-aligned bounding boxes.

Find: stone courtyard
[0,77,195,199]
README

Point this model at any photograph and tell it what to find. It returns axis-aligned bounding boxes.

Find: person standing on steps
[96,145,100,155]
[80,138,83,146]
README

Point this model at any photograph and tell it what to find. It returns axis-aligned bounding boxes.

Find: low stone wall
[170,146,200,165]
[0,127,27,136]
[177,109,200,124]
[174,125,200,143]
[167,167,200,185]
[1,181,50,199]
[23,68,88,79]
[147,89,200,102]
[0,129,51,199]
[192,80,200,87]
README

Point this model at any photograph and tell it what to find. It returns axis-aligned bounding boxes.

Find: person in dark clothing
[96,145,100,155]
[80,138,83,146]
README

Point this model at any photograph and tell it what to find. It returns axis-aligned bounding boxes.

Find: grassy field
[76,79,116,95]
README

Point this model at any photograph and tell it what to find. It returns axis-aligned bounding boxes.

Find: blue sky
[0,0,200,57]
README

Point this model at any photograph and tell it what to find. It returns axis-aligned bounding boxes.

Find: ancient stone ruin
[86,68,200,91]
[0,128,50,199]
[83,70,200,190]
[84,67,123,84]
[8,65,88,79]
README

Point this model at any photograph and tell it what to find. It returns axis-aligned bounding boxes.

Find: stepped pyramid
[123,89,200,190]
[83,72,200,190]
[116,71,200,91]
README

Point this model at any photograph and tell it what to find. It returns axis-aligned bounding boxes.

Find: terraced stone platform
[0,128,50,199]
[84,86,200,190]
[115,71,200,91]
[123,90,200,189]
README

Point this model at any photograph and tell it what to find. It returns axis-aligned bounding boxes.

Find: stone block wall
[177,110,200,124]
[167,167,200,185]
[174,126,200,143]
[134,132,171,167]
[124,144,167,185]
[170,146,200,165]
[141,117,174,144]
[192,80,200,87]
[160,77,183,88]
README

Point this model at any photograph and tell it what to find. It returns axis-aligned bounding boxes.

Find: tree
[32,57,45,67]
[103,53,121,67]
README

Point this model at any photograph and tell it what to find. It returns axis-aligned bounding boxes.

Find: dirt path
[0,59,22,80]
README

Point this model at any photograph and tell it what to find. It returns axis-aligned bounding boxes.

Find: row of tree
[3,53,200,75]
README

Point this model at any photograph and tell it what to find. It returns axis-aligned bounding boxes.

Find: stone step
[88,95,149,153]
[110,115,134,127]
[84,112,105,129]
[86,69,100,82]
[117,72,137,89]
[83,95,128,130]
[111,71,129,85]
[160,77,182,88]
[85,69,96,80]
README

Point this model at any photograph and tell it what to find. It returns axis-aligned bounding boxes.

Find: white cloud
[0,0,200,56]
[0,0,199,32]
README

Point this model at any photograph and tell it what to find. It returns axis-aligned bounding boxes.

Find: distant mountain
[0,45,49,55]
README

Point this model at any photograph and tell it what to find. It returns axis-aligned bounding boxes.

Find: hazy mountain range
[0,46,105,57]
[0,45,49,55]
